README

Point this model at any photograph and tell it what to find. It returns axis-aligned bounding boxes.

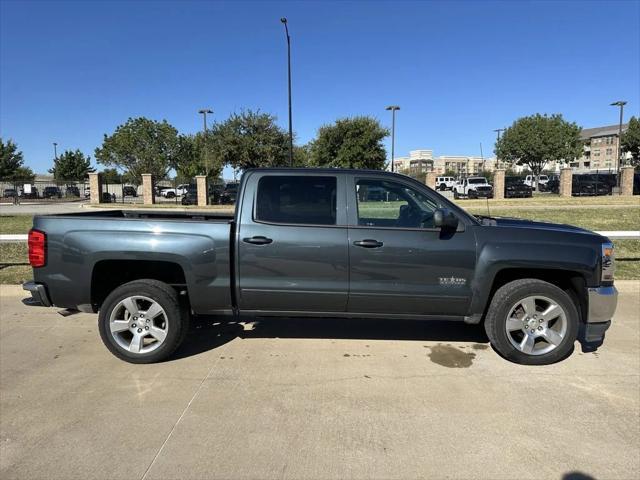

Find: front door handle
[353,239,383,248]
[243,236,273,245]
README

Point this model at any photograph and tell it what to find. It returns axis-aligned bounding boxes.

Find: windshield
[467,178,487,184]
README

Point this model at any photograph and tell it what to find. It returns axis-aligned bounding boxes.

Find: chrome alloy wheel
[109,296,169,354]
[505,295,567,356]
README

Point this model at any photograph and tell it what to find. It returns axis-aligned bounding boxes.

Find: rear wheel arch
[90,259,189,312]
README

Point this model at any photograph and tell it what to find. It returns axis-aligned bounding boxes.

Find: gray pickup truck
[24,168,617,365]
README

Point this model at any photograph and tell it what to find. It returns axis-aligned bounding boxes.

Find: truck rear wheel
[484,279,579,365]
[98,279,189,363]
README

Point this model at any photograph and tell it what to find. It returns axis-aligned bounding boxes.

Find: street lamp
[198,108,213,132]
[385,106,400,172]
[53,142,58,160]
[281,17,293,166]
[198,109,213,175]
[610,100,627,181]
[493,128,505,168]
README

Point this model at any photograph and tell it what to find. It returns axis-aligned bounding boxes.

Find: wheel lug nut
[538,326,543,331]
[530,330,535,334]
[145,326,149,330]
[132,323,136,328]
[137,328,142,333]
[146,319,150,323]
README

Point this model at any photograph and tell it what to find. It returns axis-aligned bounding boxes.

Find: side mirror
[433,208,459,230]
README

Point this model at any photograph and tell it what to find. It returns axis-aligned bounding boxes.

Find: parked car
[435,176,456,191]
[572,175,610,196]
[3,188,18,198]
[65,186,80,197]
[582,173,616,194]
[504,176,533,198]
[123,186,137,197]
[453,177,493,199]
[160,184,189,199]
[524,174,549,190]
[181,184,224,205]
[219,182,239,204]
[634,173,640,196]
[21,186,39,199]
[42,186,62,199]
[24,168,617,366]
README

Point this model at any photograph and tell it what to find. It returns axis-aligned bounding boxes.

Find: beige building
[572,123,629,172]
[391,149,496,175]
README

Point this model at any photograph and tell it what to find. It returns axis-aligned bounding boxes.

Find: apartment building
[572,123,629,172]
[391,149,496,175]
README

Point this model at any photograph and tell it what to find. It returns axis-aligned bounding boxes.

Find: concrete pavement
[1,282,638,480]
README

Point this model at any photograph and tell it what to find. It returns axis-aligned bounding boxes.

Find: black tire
[484,279,579,365]
[165,191,176,199]
[439,183,447,191]
[98,279,189,363]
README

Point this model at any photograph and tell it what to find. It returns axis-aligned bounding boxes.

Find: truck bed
[32,210,234,314]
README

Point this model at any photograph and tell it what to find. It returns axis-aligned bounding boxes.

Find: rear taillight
[28,229,46,268]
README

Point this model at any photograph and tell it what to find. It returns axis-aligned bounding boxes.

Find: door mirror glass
[433,208,459,230]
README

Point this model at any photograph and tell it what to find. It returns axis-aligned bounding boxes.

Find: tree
[0,138,34,180]
[101,168,123,184]
[49,149,95,180]
[495,114,582,188]
[208,110,289,171]
[94,117,180,184]
[621,116,640,167]
[309,117,389,169]
[174,132,223,180]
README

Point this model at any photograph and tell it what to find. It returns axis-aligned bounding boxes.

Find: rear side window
[256,176,337,225]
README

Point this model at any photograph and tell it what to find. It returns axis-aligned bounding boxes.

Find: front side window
[355,179,438,229]
[256,175,337,225]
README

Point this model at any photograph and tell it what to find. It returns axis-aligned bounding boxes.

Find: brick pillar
[493,169,505,200]
[142,174,154,205]
[195,175,208,206]
[88,172,102,204]
[559,168,572,197]
[620,166,635,196]
[425,171,437,190]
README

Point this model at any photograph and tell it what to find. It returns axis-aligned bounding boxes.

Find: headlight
[601,242,615,282]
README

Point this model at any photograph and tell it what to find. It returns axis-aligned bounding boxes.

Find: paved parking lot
[1,283,638,480]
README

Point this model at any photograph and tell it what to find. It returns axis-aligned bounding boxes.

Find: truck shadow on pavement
[171,316,489,361]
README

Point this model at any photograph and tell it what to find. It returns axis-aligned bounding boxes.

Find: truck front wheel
[98,279,189,363]
[484,279,579,365]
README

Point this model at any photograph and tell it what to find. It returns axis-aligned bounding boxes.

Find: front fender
[469,239,599,318]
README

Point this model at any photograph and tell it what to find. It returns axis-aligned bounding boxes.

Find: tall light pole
[493,128,505,168]
[198,108,213,132]
[53,142,58,160]
[198,109,213,174]
[281,18,293,166]
[610,100,627,182]
[386,106,400,172]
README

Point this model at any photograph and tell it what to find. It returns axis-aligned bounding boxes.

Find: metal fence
[0,179,90,203]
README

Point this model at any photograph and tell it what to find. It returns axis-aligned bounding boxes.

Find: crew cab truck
[453,176,494,199]
[24,168,617,365]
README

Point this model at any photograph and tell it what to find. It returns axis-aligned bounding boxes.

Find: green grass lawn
[463,206,640,231]
[0,215,34,234]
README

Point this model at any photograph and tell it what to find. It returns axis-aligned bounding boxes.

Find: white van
[435,176,456,191]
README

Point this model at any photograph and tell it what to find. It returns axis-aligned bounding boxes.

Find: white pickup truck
[160,184,189,199]
[524,174,549,190]
[453,177,494,199]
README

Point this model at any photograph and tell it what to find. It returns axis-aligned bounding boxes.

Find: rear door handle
[353,239,383,248]
[243,236,273,245]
